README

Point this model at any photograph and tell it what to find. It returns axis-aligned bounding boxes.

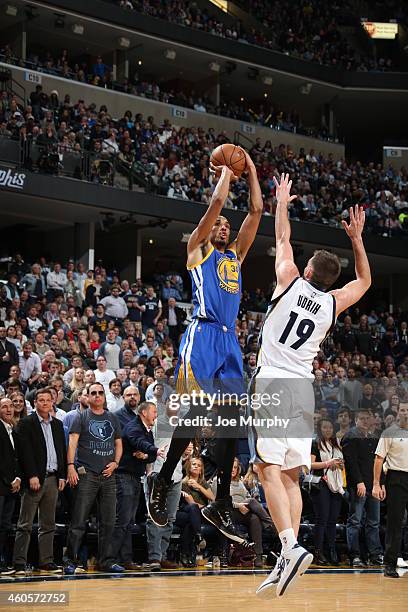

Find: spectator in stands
[110,387,144,569]
[177,457,214,567]
[310,419,344,566]
[46,263,67,301]
[0,397,21,574]
[64,381,123,574]
[142,286,162,331]
[336,406,352,443]
[161,298,186,347]
[98,329,122,371]
[18,342,42,388]
[220,457,273,567]
[0,323,19,383]
[85,272,109,307]
[121,401,166,569]
[94,355,115,392]
[99,286,128,322]
[106,378,125,412]
[339,368,363,412]
[342,408,383,567]
[9,391,28,424]
[13,388,66,574]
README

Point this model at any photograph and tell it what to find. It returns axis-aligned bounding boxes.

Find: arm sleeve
[342,435,362,484]
[69,412,83,435]
[375,436,389,459]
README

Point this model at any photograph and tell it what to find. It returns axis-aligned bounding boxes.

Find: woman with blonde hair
[69,367,85,400]
[176,457,214,567]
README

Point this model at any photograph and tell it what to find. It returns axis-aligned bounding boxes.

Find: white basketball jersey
[257,277,336,378]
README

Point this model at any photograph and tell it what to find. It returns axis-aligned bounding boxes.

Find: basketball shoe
[256,554,285,598]
[276,543,313,597]
[201,498,247,544]
[146,473,169,527]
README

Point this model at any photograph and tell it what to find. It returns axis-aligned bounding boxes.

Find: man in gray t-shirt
[64,382,123,573]
[69,408,121,474]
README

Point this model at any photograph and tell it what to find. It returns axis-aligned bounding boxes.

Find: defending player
[254,174,371,597]
[147,151,263,542]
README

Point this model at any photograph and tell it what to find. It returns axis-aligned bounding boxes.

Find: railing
[1,134,407,240]
[0,134,154,192]
[0,65,25,108]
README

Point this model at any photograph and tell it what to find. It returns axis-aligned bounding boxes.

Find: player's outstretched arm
[187,165,235,265]
[330,205,371,316]
[232,152,263,264]
[273,173,299,291]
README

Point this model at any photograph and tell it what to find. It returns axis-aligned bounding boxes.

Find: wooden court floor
[0,570,407,612]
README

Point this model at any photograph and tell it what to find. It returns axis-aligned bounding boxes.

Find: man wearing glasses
[94,355,115,393]
[63,382,123,574]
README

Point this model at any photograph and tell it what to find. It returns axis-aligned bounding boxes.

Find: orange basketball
[210,143,247,177]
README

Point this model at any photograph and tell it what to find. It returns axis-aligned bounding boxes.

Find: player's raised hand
[273,173,297,205]
[342,205,366,240]
[209,162,238,182]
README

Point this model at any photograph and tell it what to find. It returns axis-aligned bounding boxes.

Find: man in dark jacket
[13,388,66,574]
[342,407,383,567]
[0,398,21,574]
[112,401,165,568]
[111,386,142,569]
[0,323,19,384]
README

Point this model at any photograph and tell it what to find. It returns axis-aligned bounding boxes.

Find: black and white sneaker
[0,566,16,575]
[201,499,247,544]
[146,473,169,527]
[256,554,285,599]
[276,544,313,598]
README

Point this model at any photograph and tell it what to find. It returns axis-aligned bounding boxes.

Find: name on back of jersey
[297,293,321,316]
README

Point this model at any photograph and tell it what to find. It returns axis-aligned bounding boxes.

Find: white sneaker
[256,554,284,599]
[276,544,313,598]
[397,557,408,568]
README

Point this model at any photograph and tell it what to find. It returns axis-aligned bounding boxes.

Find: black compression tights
[159,402,237,499]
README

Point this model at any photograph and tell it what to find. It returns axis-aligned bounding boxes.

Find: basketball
[210,143,247,176]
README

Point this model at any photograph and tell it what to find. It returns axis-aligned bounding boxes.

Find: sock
[215,436,236,499]
[159,402,204,483]
[279,528,297,554]
[214,404,237,500]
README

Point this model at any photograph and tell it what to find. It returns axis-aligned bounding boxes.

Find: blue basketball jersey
[188,245,241,330]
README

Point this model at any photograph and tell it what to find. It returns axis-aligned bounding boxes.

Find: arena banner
[0,167,26,190]
[362,21,398,39]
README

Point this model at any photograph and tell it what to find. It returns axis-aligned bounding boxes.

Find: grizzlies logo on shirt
[89,419,114,442]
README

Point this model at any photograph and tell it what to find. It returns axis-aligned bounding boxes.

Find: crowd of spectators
[112,0,400,72]
[0,253,407,574]
[0,45,326,140]
[2,86,408,237]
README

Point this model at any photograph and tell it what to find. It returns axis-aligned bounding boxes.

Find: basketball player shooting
[254,174,371,598]
[147,150,263,543]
